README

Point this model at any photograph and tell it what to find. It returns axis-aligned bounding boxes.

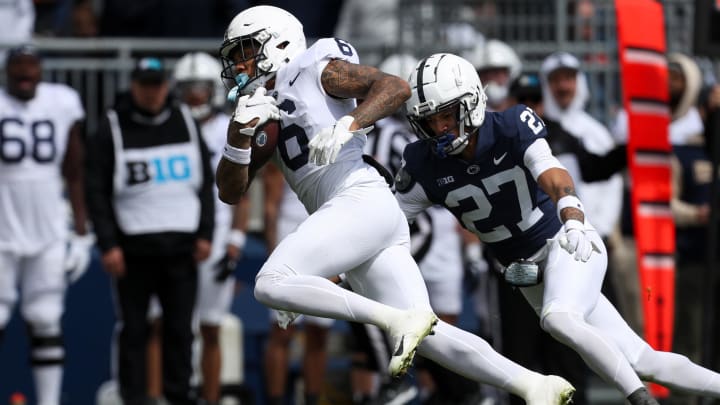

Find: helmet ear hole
[277,41,289,50]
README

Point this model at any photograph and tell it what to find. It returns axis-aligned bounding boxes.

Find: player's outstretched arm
[321,60,410,130]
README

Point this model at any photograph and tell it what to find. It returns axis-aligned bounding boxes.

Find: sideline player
[0,45,92,405]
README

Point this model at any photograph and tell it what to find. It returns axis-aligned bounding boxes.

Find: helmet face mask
[406,53,487,158]
[173,52,226,120]
[466,39,522,107]
[220,6,306,96]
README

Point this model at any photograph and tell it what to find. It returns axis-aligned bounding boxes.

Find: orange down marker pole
[615,0,674,398]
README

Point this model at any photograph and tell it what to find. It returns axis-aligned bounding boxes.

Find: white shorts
[257,176,433,313]
[0,240,66,332]
[520,226,608,319]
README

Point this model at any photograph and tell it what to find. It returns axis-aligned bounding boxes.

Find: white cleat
[387,309,439,377]
[526,375,575,405]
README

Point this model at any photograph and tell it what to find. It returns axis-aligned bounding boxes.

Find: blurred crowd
[1,1,720,405]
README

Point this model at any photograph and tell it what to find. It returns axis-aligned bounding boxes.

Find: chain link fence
[0,0,700,134]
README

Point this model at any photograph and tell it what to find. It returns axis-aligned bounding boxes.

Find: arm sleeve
[85,115,119,252]
[670,155,704,226]
[523,138,568,180]
[395,182,433,223]
[577,144,628,182]
[196,130,215,241]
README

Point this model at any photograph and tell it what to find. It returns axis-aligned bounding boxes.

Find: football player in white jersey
[145,52,245,405]
[216,6,576,404]
[0,45,92,405]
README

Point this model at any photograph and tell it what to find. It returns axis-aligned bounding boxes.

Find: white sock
[636,347,720,397]
[417,320,541,397]
[33,365,62,405]
[255,272,403,329]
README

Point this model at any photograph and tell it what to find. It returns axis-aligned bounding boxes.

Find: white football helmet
[406,53,487,157]
[378,53,419,81]
[173,52,225,119]
[220,5,306,96]
[466,39,522,106]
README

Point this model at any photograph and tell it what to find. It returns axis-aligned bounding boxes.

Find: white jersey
[364,116,462,282]
[0,83,85,254]
[201,112,233,236]
[272,38,381,213]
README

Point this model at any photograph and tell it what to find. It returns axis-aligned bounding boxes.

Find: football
[251,120,280,168]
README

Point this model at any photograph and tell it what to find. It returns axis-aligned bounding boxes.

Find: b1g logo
[126,155,191,185]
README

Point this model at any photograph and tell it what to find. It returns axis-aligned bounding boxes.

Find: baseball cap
[510,73,542,104]
[131,57,166,84]
[6,44,41,63]
[540,52,581,77]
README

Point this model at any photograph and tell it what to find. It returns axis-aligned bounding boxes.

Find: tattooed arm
[537,168,585,224]
[321,59,411,130]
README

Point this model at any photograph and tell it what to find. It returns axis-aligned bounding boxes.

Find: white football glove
[308,115,372,166]
[232,87,280,136]
[64,233,95,283]
[558,219,595,262]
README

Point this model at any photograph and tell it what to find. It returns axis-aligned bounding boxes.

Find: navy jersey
[398,105,563,265]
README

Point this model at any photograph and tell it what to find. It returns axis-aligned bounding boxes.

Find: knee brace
[29,332,64,367]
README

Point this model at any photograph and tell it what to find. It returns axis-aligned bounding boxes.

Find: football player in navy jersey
[397,52,720,405]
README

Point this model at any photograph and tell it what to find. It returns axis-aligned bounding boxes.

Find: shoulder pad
[309,38,360,65]
[394,165,415,193]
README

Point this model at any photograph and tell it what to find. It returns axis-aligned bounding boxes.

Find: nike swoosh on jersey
[289,71,301,86]
[493,152,508,165]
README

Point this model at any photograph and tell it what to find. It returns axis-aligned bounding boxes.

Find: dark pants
[115,253,197,405]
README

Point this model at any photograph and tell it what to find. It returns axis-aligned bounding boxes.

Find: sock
[626,387,660,405]
[255,272,404,329]
[635,347,720,398]
[33,365,63,405]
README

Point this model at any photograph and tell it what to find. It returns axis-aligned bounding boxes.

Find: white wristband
[222,144,251,165]
[556,195,584,221]
[228,229,247,248]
